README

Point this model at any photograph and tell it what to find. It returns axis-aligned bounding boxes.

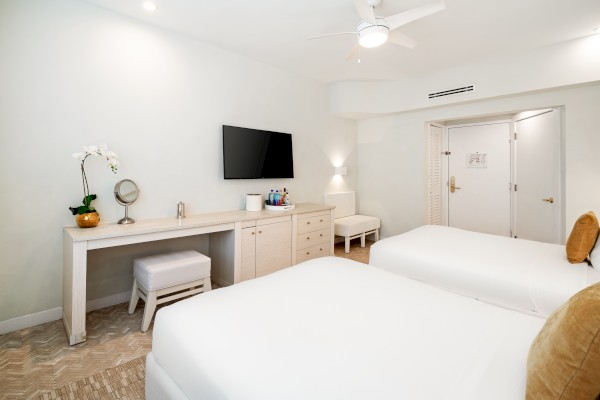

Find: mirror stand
[118,204,135,225]
[114,179,139,225]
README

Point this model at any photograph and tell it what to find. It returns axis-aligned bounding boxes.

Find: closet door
[428,124,443,225]
[514,109,561,244]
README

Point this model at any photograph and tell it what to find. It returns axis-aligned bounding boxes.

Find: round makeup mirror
[114,179,139,225]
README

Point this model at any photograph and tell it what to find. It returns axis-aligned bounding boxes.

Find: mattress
[148,256,545,400]
[369,225,600,316]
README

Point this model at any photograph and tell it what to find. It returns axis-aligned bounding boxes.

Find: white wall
[0,0,357,324]
[331,34,600,117]
[356,83,600,239]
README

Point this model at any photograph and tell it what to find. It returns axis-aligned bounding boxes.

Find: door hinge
[514,184,518,191]
[514,132,517,140]
[441,151,451,155]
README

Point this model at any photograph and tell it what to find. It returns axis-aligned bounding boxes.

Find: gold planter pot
[76,212,100,228]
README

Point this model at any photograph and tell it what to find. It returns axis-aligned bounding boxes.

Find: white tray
[265,204,295,211]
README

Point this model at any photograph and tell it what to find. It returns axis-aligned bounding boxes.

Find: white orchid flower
[71,143,120,215]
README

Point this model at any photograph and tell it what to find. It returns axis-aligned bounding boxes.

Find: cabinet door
[255,221,292,278]
[241,227,256,282]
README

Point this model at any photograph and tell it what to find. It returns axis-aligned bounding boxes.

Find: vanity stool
[324,191,380,254]
[128,250,211,332]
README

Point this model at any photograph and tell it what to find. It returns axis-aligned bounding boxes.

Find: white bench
[324,191,380,254]
[128,250,211,332]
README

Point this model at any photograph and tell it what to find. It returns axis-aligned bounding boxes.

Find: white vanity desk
[63,203,334,345]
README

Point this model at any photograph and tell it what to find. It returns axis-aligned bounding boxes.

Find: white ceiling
[81,0,600,83]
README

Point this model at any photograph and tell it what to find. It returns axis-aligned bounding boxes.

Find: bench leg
[141,291,158,333]
[128,279,139,314]
[203,277,212,291]
[345,237,350,254]
[361,233,366,248]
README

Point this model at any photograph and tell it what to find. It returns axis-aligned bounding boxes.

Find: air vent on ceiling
[428,85,474,99]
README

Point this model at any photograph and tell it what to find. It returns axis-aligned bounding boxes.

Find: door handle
[542,197,554,204]
[450,176,461,193]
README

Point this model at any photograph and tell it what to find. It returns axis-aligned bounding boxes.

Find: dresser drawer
[297,214,330,234]
[296,228,329,250]
[296,243,329,264]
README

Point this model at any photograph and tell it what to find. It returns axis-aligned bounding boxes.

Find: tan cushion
[566,211,599,264]
[526,282,600,400]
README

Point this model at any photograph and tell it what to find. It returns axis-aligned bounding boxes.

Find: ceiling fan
[308,0,445,58]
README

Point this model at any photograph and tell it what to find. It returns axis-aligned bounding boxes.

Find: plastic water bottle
[268,190,274,205]
[274,190,280,206]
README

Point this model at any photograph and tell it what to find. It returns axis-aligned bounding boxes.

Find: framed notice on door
[466,153,487,168]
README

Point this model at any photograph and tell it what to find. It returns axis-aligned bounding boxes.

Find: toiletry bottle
[274,190,280,206]
[268,190,274,205]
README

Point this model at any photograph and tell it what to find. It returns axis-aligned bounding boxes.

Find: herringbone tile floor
[0,240,372,400]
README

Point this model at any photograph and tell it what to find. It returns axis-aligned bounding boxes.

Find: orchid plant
[69,144,119,215]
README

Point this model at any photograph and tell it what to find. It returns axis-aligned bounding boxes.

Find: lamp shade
[334,166,347,176]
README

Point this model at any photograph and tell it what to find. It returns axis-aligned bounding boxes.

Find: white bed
[146,256,546,400]
[369,225,600,317]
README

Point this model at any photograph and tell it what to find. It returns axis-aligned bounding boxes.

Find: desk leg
[63,235,87,345]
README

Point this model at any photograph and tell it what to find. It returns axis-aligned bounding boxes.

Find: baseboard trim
[86,291,132,312]
[0,307,63,335]
[0,291,132,336]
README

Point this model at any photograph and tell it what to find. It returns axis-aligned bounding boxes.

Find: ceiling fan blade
[388,31,418,48]
[307,32,357,40]
[386,1,445,30]
[346,43,360,61]
[354,0,375,24]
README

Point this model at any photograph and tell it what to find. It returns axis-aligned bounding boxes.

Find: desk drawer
[296,243,329,264]
[297,214,330,234]
[296,228,330,250]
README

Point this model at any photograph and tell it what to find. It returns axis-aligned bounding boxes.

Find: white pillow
[591,242,600,268]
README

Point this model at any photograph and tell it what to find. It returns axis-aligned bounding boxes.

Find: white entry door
[514,109,562,244]
[447,122,511,236]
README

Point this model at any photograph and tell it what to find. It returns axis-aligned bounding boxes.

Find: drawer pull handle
[320,219,323,222]
[306,252,310,255]
[307,222,310,225]
[319,248,323,251]
[320,234,323,237]
[251,232,255,235]
[258,230,262,234]
[306,236,310,240]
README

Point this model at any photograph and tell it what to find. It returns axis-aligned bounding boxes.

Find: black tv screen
[223,125,294,179]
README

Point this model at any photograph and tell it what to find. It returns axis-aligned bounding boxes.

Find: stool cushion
[334,215,380,237]
[134,250,211,291]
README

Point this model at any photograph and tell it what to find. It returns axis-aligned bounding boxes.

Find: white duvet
[370,225,600,316]
[149,256,545,400]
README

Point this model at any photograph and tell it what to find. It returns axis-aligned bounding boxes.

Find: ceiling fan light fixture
[358,20,389,48]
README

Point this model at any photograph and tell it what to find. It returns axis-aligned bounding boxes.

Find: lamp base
[118,217,135,225]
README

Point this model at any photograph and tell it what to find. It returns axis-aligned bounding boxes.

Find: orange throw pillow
[566,211,599,263]
[526,282,600,400]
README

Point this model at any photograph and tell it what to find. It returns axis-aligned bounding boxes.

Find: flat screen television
[223,125,294,179]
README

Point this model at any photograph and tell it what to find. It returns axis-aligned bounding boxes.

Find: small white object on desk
[245,194,263,211]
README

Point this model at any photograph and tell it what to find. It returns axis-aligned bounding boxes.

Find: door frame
[427,108,564,242]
